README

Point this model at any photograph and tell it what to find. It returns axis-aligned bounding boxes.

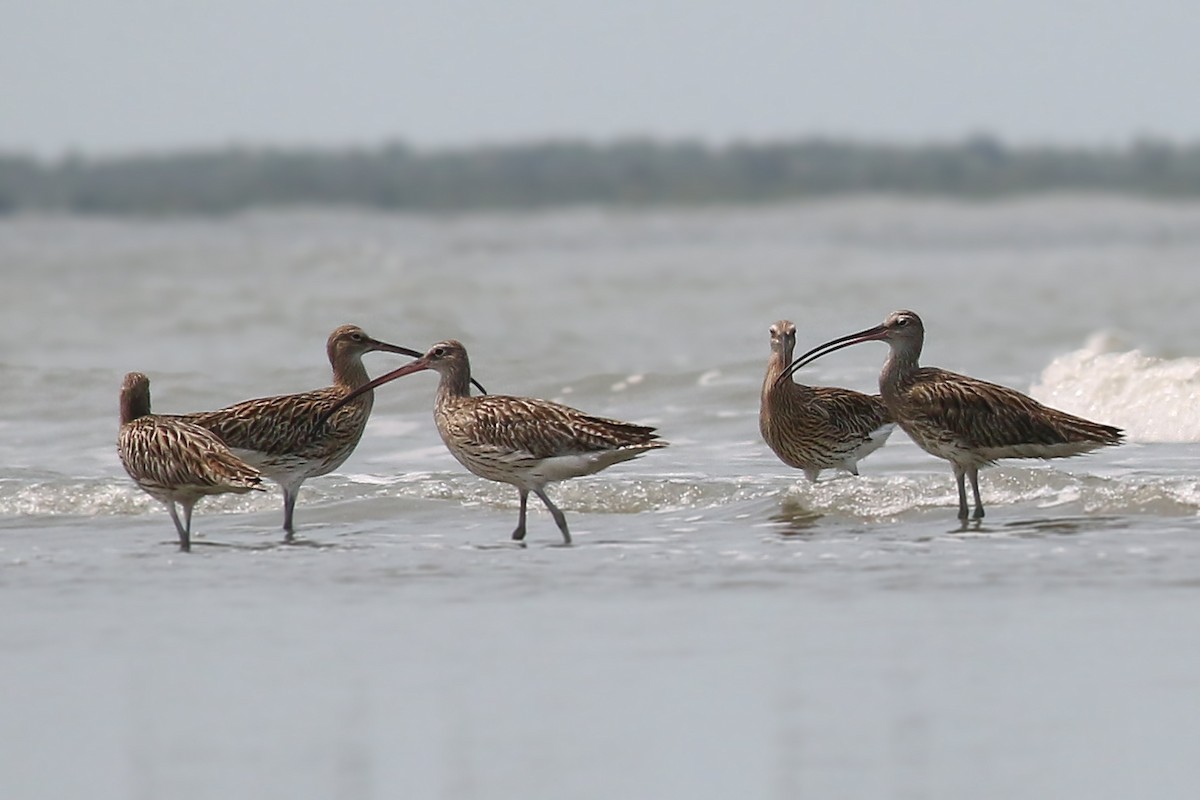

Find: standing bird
[318,340,667,544]
[760,319,894,481]
[179,325,457,540]
[118,372,263,552]
[777,310,1123,520]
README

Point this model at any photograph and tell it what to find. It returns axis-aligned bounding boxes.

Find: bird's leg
[953,465,969,520]
[282,488,297,542]
[512,489,529,541]
[968,466,985,519]
[167,502,191,552]
[534,488,572,545]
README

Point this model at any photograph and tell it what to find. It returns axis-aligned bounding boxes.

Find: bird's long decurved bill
[774,323,889,387]
[366,338,486,394]
[368,338,426,359]
[315,354,488,428]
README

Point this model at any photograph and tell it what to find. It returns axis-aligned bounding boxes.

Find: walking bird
[777,310,1123,519]
[319,340,667,543]
[118,372,263,551]
[178,325,475,539]
[760,319,894,481]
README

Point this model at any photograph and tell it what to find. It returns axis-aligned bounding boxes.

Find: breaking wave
[4,466,1197,524]
[1031,333,1200,443]
[0,476,274,518]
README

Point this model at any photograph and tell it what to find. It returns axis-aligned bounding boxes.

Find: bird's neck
[120,391,150,424]
[436,364,475,406]
[762,347,808,404]
[880,344,920,402]
[762,348,788,398]
[332,354,371,391]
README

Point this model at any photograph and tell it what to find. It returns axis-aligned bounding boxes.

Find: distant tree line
[2,136,1200,214]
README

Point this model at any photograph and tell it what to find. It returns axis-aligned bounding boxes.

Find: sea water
[2,197,1199,798]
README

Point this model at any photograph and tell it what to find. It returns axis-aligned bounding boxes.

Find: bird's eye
[350,332,364,342]
[895,317,909,327]
[432,347,446,358]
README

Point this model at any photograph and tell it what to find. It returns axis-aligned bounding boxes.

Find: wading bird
[118,372,263,551]
[760,319,894,481]
[178,325,482,540]
[777,310,1123,520]
[319,340,666,544]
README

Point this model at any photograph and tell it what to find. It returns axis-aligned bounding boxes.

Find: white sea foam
[783,467,1200,520]
[0,478,276,518]
[1030,333,1200,443]
[5,467,1197,521]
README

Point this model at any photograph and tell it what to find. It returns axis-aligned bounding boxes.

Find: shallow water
[3,197,1200,798]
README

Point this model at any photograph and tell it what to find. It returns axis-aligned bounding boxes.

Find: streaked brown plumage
[780,310,1124,520]
[760,319,894,481]
[319,339,667,544]
[118,372,263,552]
[177,325,438,539]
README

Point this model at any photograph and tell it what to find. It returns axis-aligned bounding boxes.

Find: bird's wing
[176,387,352,453]
[902,368,1097,450]
[808,386,893,438]
[441,396,662,459]
[120,418,262,490]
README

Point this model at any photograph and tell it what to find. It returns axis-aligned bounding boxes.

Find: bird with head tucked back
[118,372,264,551]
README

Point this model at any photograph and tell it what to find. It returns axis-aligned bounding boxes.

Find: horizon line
[4,131,1196,163]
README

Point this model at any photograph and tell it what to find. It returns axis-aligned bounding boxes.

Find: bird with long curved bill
[777,310,1123,520]
[176,325,446,540]
[760,319,894,482]
[318,340,666,544]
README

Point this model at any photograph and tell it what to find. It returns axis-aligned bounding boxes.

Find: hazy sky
[5,0,1200,156]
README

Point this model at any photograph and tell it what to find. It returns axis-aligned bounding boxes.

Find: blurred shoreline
[4,135,1200,215]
